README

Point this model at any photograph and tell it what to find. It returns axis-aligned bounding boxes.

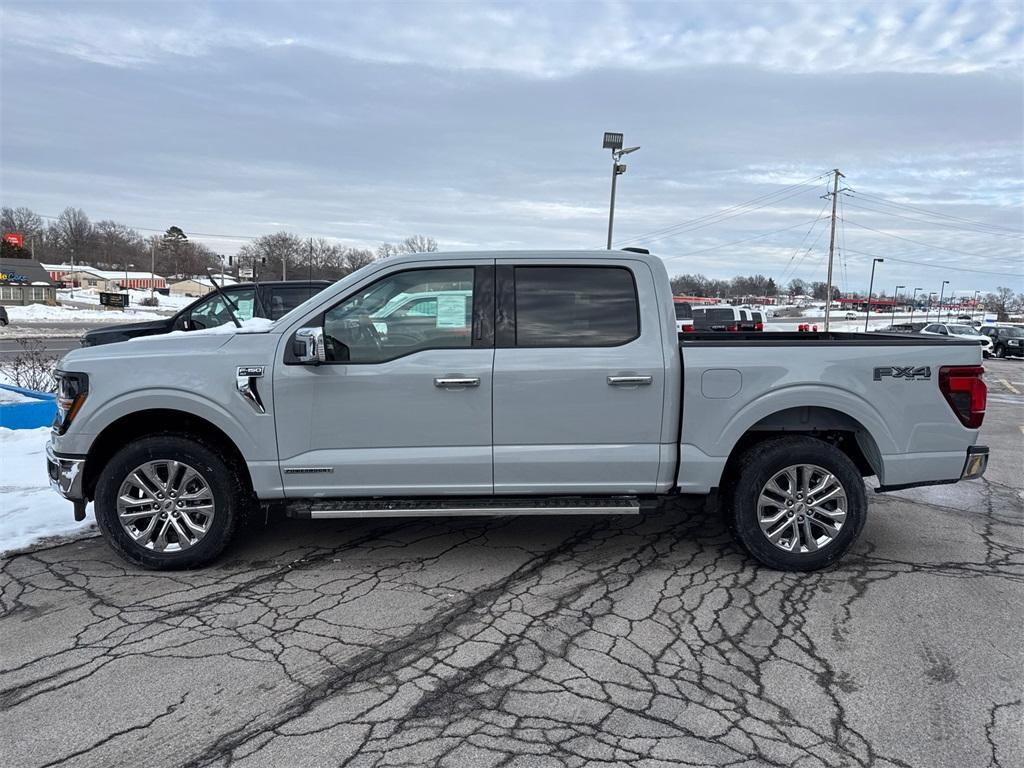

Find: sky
[1,0,1022,296]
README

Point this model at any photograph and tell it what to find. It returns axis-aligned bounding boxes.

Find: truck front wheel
[728,436,866,571]
[94,435,244,569]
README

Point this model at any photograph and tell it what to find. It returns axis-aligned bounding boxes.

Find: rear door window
[513,266,639,347]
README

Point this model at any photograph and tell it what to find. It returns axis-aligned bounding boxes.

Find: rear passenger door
[491,260,666,494]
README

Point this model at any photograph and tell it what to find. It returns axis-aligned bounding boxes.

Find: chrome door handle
[434,377,481,388]
[607,375,653,386]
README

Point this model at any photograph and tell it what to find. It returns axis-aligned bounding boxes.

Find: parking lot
[1,358,1021,768]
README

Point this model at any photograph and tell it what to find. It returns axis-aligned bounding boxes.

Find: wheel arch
[83,408,255,502]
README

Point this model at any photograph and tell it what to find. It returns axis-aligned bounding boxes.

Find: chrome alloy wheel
[757,464,847,553]
[116,460,215,552]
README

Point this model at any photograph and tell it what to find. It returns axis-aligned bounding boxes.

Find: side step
[286,496,642,519]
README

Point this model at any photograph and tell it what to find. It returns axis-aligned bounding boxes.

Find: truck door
[274,262,495,496]
[491,259,666,494]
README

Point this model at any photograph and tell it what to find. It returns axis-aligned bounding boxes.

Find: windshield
[1001,327,1024,337]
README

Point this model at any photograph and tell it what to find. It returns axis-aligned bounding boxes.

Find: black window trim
[496,264,641,350]
[284,264,492,366]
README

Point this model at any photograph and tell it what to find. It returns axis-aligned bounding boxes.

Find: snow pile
[57,288,194,311]
[7,303,163,322]
[0,427,95,553]
[0,389,37,405]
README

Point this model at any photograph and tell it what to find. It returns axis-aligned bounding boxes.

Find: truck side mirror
[293,327,326,365]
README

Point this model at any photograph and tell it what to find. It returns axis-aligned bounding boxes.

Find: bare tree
[984,286,1023,321]
[343,248,376,274]
[237,232,305,280]
[1,207,45,239]
[376,242,401,259]
[95,220,144,271]
[50,207,94,263]
[399,235,438,254]
[0,340,60,392]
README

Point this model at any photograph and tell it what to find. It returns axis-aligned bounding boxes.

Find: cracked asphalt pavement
[2,360,1022,768]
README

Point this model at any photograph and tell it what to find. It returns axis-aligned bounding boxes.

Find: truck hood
[61,318,279,369]
[81,318,174,346]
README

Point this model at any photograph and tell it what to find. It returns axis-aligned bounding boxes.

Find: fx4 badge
[874,365,931,382]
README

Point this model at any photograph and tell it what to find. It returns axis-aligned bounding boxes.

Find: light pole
[892,284,905,324]
[972,290,981,322]
[865,258,884,332]
[937,280,950,323]
[909,287,922,324]
[926,292,937,322]
[603,132,640,249]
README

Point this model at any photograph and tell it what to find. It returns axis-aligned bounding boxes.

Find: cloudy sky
[1,0,1021,294]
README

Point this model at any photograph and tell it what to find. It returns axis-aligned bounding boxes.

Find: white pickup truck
[47,250,989,571]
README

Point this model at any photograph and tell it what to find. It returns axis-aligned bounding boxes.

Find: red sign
[3,232,24,247]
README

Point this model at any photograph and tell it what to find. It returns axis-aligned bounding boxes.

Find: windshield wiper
[206,269,242,328]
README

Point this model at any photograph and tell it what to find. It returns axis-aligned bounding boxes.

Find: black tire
[727,436,867,571]
[95,435,245,569]
[995,345,1005,358]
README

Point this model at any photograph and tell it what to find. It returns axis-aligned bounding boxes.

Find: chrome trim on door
[607,375,653,386]
[434,377,481,388]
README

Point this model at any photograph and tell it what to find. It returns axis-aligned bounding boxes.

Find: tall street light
[865,258,884,332]
[937,280,950,323]
[892,284,905,324]
[603,132,640,249]
[926,292,938,322]
[973,290,981,322]
[909,287,922,324]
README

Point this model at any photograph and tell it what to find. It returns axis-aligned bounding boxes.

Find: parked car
[920,323,993,357]
[691,304,743,331]
[750,310,766,331]
[844,311,858,320]
[81,281,331,346]
[979,325,1024,358]
[737,308,758,331]
[875,322,927,334]
[48,250,988,573]
[673,299,694,335]
[0,305,8,326]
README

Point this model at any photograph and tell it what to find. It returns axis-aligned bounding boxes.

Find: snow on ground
[0,389,37,404]
[5,303,163,323]
[0,427,95,554]
[58,287,195,311]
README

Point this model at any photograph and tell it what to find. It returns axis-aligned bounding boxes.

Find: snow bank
[0,389,36,405]
[7,303,163,322]
[57,288,194,311]
[0,427,95,554]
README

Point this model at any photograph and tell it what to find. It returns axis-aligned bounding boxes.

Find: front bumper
[46,442,88,520]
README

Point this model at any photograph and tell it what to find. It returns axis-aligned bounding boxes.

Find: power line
[842,247,1023,278]
[780,211,832,284]
[843,198,1024,239]
[844,218,1021,262]
[849,190,1023,235]
[660,217,824,262]
[777,201,830,284]
[34,212,259,242]
[614,171,830,247]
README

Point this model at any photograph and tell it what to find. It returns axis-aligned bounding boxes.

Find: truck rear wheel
[727,436,866,571]
[94,435,244,569]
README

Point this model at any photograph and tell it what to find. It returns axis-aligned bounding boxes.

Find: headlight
[53,371,89,435]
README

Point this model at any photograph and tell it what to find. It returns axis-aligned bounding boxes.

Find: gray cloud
[1,0,1021,293]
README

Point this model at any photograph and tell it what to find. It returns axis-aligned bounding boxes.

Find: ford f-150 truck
[46,250,989,571]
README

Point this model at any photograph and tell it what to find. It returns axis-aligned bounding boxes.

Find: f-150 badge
[874,366,931,381]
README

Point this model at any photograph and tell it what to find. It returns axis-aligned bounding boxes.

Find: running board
[286,496,642,519]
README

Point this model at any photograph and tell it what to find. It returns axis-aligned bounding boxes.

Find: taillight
[681,325,694,333]
[726,324,737,332]
[939,365,986,428]
[755,322,764,331]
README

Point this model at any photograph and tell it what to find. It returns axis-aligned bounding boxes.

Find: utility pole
[865,257,884,332]
[823,168,845,332]
[282,251,287,281]
[70,247,76,299]
[150,241,156,301]
[308,238,313,282]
